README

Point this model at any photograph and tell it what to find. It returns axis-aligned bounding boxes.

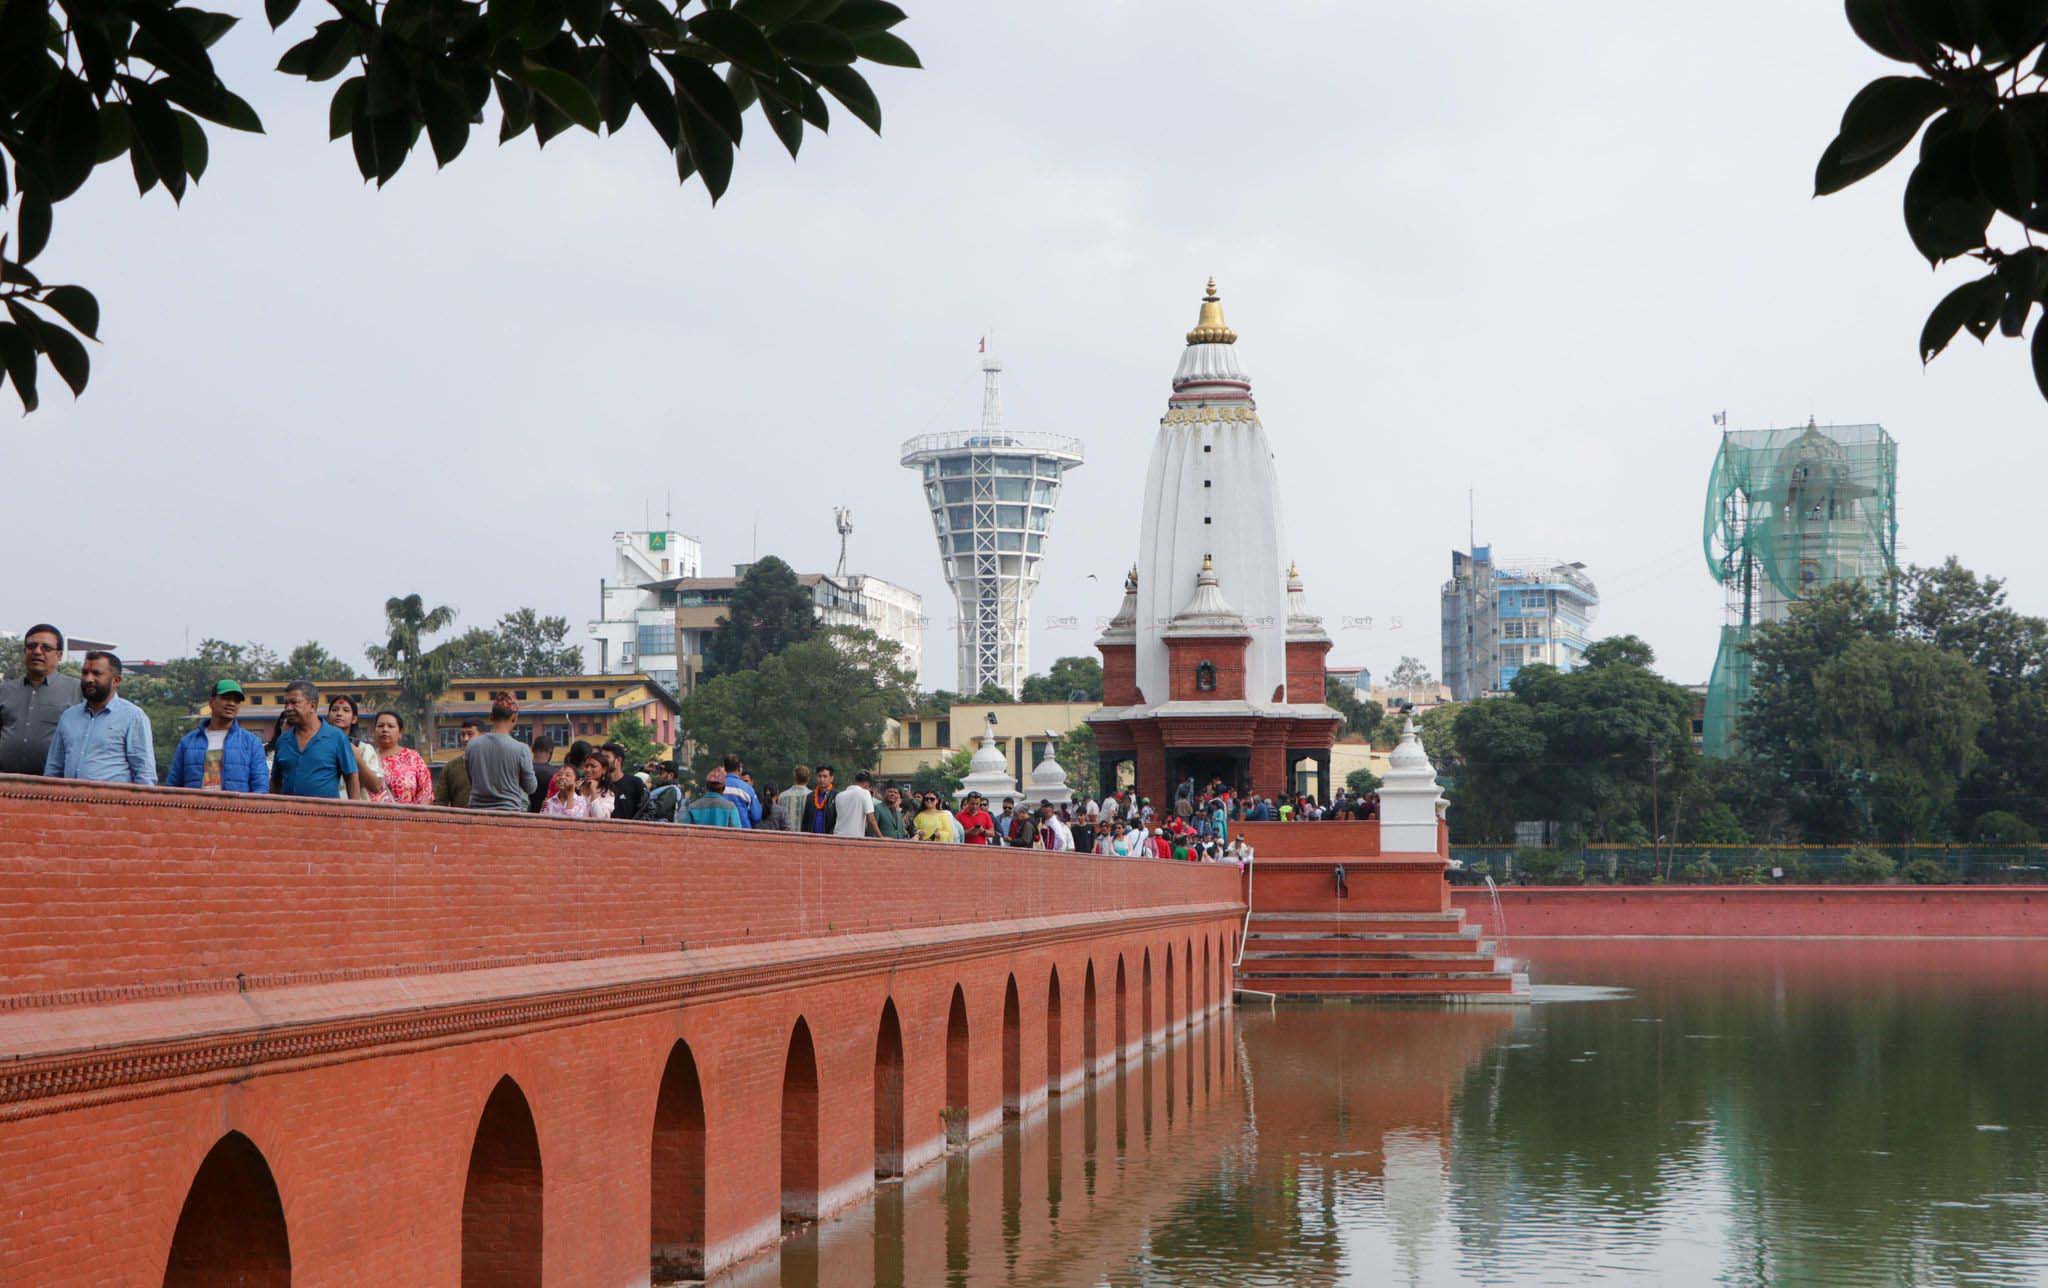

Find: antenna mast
[834,506,854,580]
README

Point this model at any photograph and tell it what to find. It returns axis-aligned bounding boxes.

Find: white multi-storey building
[587,529,703,691]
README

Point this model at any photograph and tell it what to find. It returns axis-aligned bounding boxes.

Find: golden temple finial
[1124,565,1139,593]
[1201,553,1215,571]
[1287,560,1300,579]
[1185,276,1237,346]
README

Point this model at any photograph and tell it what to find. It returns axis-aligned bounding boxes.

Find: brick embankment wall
[0,776,1243,1285]
[1452,886,2048,939]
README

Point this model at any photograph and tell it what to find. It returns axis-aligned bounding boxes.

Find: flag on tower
[1712,410,1727,426]
[978,337,986,353]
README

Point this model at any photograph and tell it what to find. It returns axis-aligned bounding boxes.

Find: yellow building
[200,674,681,767]
[879,700,1098,788]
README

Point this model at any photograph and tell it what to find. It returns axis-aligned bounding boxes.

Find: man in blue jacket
[167,680,269,794]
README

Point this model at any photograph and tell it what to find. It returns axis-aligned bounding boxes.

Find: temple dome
[1284,561,1330,643]
[1164,556,1250,639]
[1023,736,1074,807]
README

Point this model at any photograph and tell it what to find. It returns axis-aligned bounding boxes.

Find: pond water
[756,941,2048,1286]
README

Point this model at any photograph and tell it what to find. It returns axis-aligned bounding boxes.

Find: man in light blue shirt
[43,651,157,785]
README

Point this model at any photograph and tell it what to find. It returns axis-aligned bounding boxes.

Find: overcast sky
[8,2,2043,689]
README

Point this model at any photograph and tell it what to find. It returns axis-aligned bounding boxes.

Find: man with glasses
[167,679,268,793]
[0,623,82,776]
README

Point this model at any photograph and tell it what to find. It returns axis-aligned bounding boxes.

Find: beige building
[879,700,1097,788]
[202,674,680,770]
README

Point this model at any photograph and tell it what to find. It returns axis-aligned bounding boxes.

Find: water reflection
[757,943,2048,1286]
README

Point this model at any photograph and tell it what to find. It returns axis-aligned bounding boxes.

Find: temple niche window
[1195,661,1217,692]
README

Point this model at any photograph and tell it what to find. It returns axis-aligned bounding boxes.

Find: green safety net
[1700,424,1897,757]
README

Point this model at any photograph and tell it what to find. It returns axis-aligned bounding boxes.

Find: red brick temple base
[1232,821,1528,1002]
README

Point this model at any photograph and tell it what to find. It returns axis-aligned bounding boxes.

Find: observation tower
[901,348,1084,696]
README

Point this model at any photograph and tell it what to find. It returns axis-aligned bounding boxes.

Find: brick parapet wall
[0,775,1241,1004]
[1452,885,2048,938]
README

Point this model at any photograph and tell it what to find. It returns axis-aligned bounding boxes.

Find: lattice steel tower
[901,348,1084,696]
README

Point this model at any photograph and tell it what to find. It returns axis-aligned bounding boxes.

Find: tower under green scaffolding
[1701,420,1897,757]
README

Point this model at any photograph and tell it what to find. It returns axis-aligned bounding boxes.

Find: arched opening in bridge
[162,1131,289,1288]
[946,984,970,1146]
[1114,956,1128,1059]
[462,1076,543,1288]
[649,1040,706,1281]
[1203,937,1212,1015]
[1082,960,1099,1071]
[1164,943,1176,1036]
[1046,966,1063,1091]
[1184,936,1195,1026]
[1002,975,1022,1118]
[1142,949,1154,1044]
[875,999,906,1179]
[782,1017,821,1223]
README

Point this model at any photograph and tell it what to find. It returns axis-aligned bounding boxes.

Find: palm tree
[366,594,457,751]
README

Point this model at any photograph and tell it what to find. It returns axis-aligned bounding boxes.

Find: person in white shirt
[1120,823,1148,857]
[1036,803,1073,851]
[832,770,881,838]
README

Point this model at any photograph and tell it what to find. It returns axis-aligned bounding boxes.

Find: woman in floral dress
[367,711,432,805]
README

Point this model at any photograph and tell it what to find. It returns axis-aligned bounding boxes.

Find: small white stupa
[1021,733,1075,809]
[1378,714,1446,854]
[955,711,1021,805]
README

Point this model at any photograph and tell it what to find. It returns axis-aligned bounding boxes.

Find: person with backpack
[638,761,684,822]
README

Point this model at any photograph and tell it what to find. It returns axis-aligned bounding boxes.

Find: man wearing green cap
[166,679,269,793]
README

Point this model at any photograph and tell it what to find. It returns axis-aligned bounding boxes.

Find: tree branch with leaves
[0,0,916,411]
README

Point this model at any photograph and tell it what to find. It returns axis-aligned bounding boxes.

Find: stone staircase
[1238,911,1528,1001]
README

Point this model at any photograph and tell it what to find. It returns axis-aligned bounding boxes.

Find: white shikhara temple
[1088,281,1341,803]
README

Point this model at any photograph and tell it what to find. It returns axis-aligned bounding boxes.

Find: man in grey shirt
[464,692,536,811]
[0,623,82,775]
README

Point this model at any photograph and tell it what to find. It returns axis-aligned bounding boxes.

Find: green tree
[679,626,914,782]
[1345,767,1381,797]
[155,638,281,708]
[1815,3,2048,404]
[439,608,584,678]
[908,746,973,800]
[1021,656,1103,703]
[1581,635,1657,670]
[279,640,357,681]
[1324,676,1382,738]
[365,593,457,751]
[1810,636,1990,843]
[607,711,662,765]
[0,0,918,411]
[0,632,18,682]
[1898,557,2048,832]
[1054,723,1098,801]
[704,556,817,678]
[1388,655,1435,688]
[1448,641,1697,846]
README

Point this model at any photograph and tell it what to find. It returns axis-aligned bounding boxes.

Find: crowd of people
[1,625,1381,862]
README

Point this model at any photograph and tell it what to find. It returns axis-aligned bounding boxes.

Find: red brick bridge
[0,778,1241,1284]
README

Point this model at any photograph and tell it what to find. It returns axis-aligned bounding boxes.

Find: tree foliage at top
[704,555,816,677]
[1818,0,2048,402]
[365,592,456,745]
[1020,656,1102,704]
[1324,676,1382,739]
[1743,578,1993,842]
[439,607,585,677]
[1387,655,1435,688]
[1452,641,1696,846]
[678,625,913,783]
[0,0,917,411]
